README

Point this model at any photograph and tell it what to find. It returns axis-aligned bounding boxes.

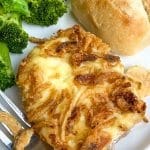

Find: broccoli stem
[0,42,12,69]
[0,42,15,90]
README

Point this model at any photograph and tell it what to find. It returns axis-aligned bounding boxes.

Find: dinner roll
[71,0,150,55]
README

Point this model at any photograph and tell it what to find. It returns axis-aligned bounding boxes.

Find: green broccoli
[23,0,67,26]
[0,0,30,89]
[0,42,15,90]
[0,0,30,16]
[0,0,29,53]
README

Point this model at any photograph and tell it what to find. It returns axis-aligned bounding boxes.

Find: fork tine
[0,102,9,113]
[0,102,14,134]
[0,130,12,150]
[0,123,13,142]
[0,123,13,137]
[0,103,14,136]
[0,90,30,127]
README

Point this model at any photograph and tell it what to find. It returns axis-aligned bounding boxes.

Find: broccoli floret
[0,0,30,16]
[0,14,29,53]
[0,1,29,53]
[24,0,67,26]
[0,42,15,90]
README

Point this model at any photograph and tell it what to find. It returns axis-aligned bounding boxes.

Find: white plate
[2,11,150,150]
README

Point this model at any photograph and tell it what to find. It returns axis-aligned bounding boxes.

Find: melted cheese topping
[17,25,146,150]
[32,56,73,90]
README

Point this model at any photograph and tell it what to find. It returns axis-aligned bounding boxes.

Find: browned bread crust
[71,0,150,55]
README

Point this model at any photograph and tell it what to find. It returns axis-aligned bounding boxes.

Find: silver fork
[0,90,51,150]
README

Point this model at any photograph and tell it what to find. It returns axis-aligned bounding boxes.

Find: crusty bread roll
[71,0,150,55]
